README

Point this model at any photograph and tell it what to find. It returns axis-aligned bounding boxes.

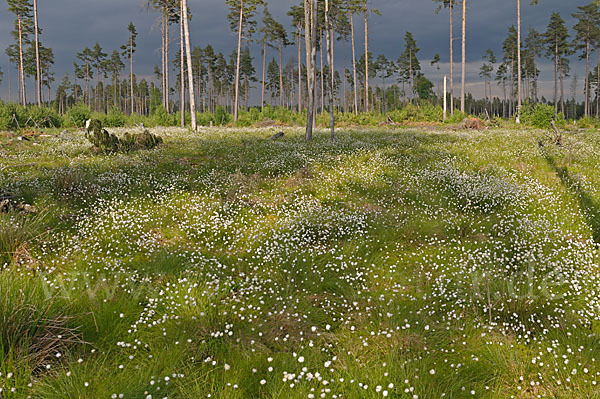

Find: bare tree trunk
[166,14,170,113]
[18,13,27,106]
[162,9,166,109]
[343,37,347,113]
[233,0,244,121]
[597,49,599,117]
[279,38,284,108]
[304,0,317,141]
[180,5,185,127]
[325,0,335,141]
[33,0,41,107]
[559,58,565,115]
[554,39,558,113]
[409,50,413,103]
[262,39,266,112]
[516,0,521,123]
[182,0,197,130]
[460,0,466,113]
[585,37,590,117]
[449,1,454,115]
[364,3,369,112]
[350,13,358,114]
[297,26,302,113]
[130,36,134,116]
[319,32,324,113]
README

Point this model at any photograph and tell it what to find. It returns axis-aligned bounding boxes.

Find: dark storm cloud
[0,0,593,100]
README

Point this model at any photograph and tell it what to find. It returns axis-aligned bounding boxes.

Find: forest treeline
[3,0,600,133]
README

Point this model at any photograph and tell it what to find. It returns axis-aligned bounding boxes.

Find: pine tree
[374,54,392,112]
[106,50,125,109]
[572,3,600,117]
[543,12,570,114]
[397,32,420,104]
[146,0,179,111]
[288,3,305,113]
[32,0,41,106]
[76,47,94,107]
[480,49,495,113]
[121,22,138,115]
[92,43,107,112]
[524,27,542,102]
[225,0,264,121]
[38,44,54,105]
[501,26,518,117]
[55,73,71,114]
[240,47,256,108]
[6,0,33,106]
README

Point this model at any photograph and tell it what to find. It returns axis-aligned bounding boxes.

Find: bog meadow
[2,1,600,398]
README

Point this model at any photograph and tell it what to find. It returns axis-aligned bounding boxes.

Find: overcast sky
[0,0,594,103]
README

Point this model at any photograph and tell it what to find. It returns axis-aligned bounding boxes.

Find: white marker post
[443,75,447,122]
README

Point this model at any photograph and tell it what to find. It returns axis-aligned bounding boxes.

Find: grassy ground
[1,125,599,399]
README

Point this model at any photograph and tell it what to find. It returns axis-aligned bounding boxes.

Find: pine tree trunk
[460,0,466,113]
[180,4,185,127]
[262,39,266,112]
[554,39,558,113]
[130,35,134,116]
[597,49,600,117]
[182,0,197,130]
[409,50,413,103]
[304,0,316,140]
[33,0,42,107]
[162,9,166,109]
[516,0,521,123]
[449,1,454,115]
[364,3,369,112]
[279,38,284,108]
[350,13,358,114]
[585,37,589,117]
[17,13,26,106]
[325,0,335,141]
[510,51,514,117]
[559,58,565,115]
[297,26,302,113]
[343,37,347,113]
[320,32,324,113]
[166,15,170,112]
[233,0,244,121]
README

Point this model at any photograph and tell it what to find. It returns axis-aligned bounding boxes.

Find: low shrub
[103,107,127,128]
[151,105,176,127]
[0,103,62,130]
[213,106,231,126]
[65,103,91,128]
[577,116,598,129]
[519,103,563,129]
[197,112,214,127]
[24,106,62,128]
[445,110,468,124]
